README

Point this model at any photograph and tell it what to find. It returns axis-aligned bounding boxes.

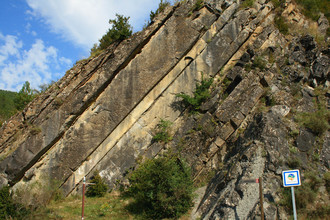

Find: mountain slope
[0,0,329,219]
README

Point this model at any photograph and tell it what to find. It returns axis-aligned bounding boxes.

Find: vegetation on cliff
[176,74,213,113]
[90,14,133,56]
[0,0,329,219]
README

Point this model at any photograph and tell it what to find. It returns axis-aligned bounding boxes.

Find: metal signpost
[282,170,301,220]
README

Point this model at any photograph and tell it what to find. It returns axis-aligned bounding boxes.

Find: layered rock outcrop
[0,0,329,219]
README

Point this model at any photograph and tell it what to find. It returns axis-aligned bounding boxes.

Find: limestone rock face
[0,0,329,219]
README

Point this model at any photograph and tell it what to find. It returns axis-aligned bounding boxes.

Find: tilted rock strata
[0,0,329,219]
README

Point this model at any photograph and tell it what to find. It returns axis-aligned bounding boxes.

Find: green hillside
[0,90,18,127]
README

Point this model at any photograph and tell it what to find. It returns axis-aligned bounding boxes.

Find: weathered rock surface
[0,0,329,219]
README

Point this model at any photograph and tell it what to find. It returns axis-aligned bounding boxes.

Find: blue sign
[282,170,301,187]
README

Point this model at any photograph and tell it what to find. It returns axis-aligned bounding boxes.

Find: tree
[86,171,109,197]
[98,14,133,51]
[14,81,37,111]
[126,154,194,219]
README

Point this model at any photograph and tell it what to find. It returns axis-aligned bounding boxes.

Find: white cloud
[0,33,72,91]
[25,22,38,36]
[26,0,161,50]
[0,33,23,64]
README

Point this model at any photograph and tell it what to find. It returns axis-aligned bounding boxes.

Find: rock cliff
[0,0,329,219]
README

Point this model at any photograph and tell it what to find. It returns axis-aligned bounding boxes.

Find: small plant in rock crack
[192,0,204,12]
[176,73,213,113]
[152,119,173,143]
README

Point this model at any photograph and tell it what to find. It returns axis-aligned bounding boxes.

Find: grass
[295,108,330,136]
[240,0,255,9]
[152,119,173,143]
[252,56,267,70]
[27,189,197,220]
[29,192,133,220]
[295,0,330,22]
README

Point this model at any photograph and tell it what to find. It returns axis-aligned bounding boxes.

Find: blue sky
[0,0,166,92]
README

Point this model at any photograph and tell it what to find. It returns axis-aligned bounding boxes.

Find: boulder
[295,128,316,152]
[270,105,290,117]
[312,55,330,82]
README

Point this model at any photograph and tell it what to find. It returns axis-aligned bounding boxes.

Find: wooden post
[259,177,264,220]
[81,177,86,220]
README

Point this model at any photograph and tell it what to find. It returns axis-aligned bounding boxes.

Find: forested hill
[0,90,17,127]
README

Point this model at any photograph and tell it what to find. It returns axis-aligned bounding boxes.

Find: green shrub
[91,14,132,54]
[296,109,330,135]
[280,184,316,213]
[307,204,330,219]
[305,172,322,192]
[275,16,289,35]
[240,0,255,9]
[150,0,171,21]
[126,154,194,219]
[13,178,64,211]
[86,171,109,197]
[0,186,29,219]
[176,74,213,113]
[295,0,330,21]
[0,186,16,219]
[192,0,204,11]
[152,119,173,143]
[252,56,267,70]
[287,156,302,169]
[295,184,317,209]
[270,0,281,8]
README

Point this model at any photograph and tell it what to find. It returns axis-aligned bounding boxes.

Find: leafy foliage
[0,81,39,127]
[176,74,213,113]
[126,154,194,219]
[86,171,109,197]
[91,14,132,56]
[38,80,56,93]
[0,186,16,219]
[275,16,289,35]
[0,186,29,219]
[98,14,133,50]
[152,119,173,143]
[150,0,171,22]
[14,81,38,111]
